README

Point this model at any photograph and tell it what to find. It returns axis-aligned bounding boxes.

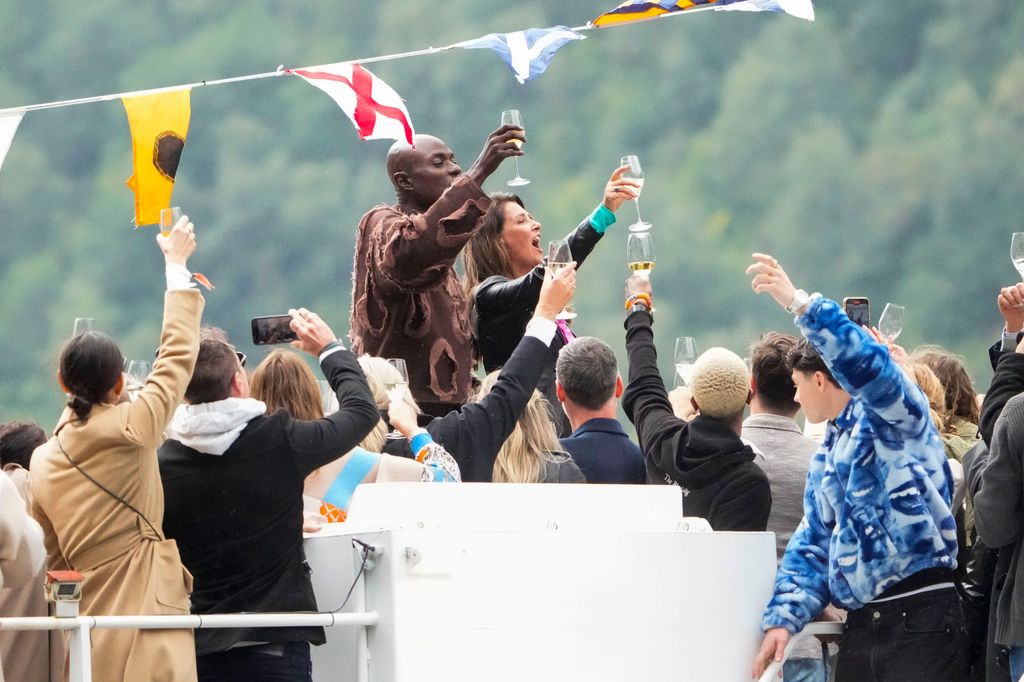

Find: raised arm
[125,215,204,448]
[746,253,930,437]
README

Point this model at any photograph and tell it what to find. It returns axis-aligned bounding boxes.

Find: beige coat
[31,289,203,682]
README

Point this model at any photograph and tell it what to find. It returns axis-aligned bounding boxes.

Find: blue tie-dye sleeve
[796,296,931,439]
[761,460,832,633]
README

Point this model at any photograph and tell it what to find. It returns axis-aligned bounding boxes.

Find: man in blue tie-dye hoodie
[746,254,966,682]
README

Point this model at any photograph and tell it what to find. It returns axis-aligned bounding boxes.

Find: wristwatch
[629,301,652,316]
[785,289,811,314]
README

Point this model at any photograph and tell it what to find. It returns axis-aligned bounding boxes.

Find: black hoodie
[622,311,771,532]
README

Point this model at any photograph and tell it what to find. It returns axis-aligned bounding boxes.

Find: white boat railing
[757,622,844,682]
[0,611,379,682]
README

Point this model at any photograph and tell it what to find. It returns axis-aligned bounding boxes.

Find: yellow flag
[122,89,191,226]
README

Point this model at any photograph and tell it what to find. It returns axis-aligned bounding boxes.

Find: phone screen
[251,315,298,345]
[844,299,871,327]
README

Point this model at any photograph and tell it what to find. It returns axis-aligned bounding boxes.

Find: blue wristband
[587,204,617,234]
[410,431,434,455]
[322,448,379,511]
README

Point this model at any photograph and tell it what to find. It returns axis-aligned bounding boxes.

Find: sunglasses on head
[236,351,247,368]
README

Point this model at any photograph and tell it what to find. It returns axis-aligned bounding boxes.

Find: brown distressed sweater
[349,176,490,411]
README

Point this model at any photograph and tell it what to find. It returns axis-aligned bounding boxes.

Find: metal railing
[757,622,844,682]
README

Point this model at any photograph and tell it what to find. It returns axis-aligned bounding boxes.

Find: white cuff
[525,316,558,345]
[165,263,195,291]
[319,343,346,363]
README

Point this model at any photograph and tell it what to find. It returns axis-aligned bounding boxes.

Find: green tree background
[1,1,1022,426]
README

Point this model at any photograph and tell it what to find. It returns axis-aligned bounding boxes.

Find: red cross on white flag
[289,63,415,145]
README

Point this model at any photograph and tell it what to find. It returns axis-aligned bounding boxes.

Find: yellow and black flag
[122,89,191,226]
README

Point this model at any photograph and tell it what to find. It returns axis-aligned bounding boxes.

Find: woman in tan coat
[31,217,203,682]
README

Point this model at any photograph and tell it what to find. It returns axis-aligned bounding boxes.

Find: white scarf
[165,397,267,455]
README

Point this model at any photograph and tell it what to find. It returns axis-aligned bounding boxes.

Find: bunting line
[0,6,732,117]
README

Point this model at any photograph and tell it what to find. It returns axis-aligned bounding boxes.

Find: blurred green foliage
[0,0,1022,426]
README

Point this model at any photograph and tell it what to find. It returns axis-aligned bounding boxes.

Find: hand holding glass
[878,303,905,342]
[500,110,530,187]
[547,240,575,320]
[384,359,409,439]
[620,155,651,232]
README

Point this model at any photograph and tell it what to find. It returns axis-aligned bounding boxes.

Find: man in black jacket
[621,274,771,531]
[158,308,378,682]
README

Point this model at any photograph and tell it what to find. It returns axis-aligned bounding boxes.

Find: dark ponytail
[59,332,124,423]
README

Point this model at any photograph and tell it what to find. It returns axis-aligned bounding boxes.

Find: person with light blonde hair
[476,372,585,484]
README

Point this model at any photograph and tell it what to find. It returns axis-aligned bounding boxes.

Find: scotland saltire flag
[455,26,585,84]
[592,0,813,27]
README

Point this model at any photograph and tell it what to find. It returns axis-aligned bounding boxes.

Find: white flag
[0,110,24,174]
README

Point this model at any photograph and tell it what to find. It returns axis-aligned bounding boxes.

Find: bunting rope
[0,6,725,116]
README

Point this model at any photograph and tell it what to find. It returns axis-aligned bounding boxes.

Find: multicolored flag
[123,89,191,226]
[455,26,585,84]
[592,0,813,27]
[289,63,414,145]
[0,110,25,176]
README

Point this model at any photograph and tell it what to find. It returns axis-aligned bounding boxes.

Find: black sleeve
[710,474,773,532]
[620,310,690,480]
[979,352,1024,446]
[282,348,380,475]
[427,336,550,482]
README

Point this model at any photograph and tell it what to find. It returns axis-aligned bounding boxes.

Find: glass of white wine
[159,207,182,237]
[626,232,655,279]
[621,155,651,232]
[500,109,530,187]
[547,240,575,320]
[674,337,698,387]
[1012,233,1024,280]
[878,303,905,342]
[125,360,152,402]
[384,359,409,440]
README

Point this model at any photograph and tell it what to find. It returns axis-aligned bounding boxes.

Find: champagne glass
[620,155,651,232]
[626,232,655,279]
[72,318,95,336]
[1012,233,1024,280]
[159,207,182,237]
[500,110,530,187]
[384,359,409,440]
[125,360,152,402]
[878,303,905,342]
[547,240,575,320]
[674,337,698,387]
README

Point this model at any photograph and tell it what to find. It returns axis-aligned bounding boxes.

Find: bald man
[349,128,522,417]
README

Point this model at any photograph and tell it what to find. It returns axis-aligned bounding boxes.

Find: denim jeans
[1008,645,1024,681]
[784,656,827,682]
[833,587,969,682]
[197,641,313,682]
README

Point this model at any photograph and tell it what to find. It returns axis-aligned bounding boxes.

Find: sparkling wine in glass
[125,360,152,402]
[878,303,905,342]
[620,155,651,232]
[500,110,530,187]
[384,359,409,439]
[547,240,575,320]
[159,207,182,237]
[674,337,698,387]
[1012,233,1024,280]
[626,232,655,279]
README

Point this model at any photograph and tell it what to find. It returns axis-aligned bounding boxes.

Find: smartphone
[842,297,871,327]
[251,315,298,345]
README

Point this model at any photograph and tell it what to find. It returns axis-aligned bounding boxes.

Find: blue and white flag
[455,26,585,84]
[716,0,814,20]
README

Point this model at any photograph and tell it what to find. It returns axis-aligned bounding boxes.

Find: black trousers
[197,641,312,682]
[834,587,970,682]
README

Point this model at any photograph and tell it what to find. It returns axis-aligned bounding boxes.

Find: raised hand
[997,283,1024,333]
[625,273,653,299]
[288,308,339,356]
[465,125,525,187]
[746,253,799,311]
[387,399,420,438]
[156,215,196,266]
[602,164,641,212]
[536,262,577,321]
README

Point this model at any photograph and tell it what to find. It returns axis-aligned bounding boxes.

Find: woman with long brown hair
[463,165,638,435]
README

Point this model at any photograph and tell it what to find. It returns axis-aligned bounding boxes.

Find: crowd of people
[0,125,1018,682]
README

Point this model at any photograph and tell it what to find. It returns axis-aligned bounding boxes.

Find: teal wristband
[587,204,617,234]
[410,431,433,454]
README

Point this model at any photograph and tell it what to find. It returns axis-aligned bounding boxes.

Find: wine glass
[1012,233,1024,280]
[125,361,152,402]
[72,318,95,336]
[620,155,651,232]
[626,232,655,279]
[878,303,905,342]
[159,207,182,237]
[547,240,575,320]
[500,110,530,187]
[674,337,698,387]
[384,359,409,440]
